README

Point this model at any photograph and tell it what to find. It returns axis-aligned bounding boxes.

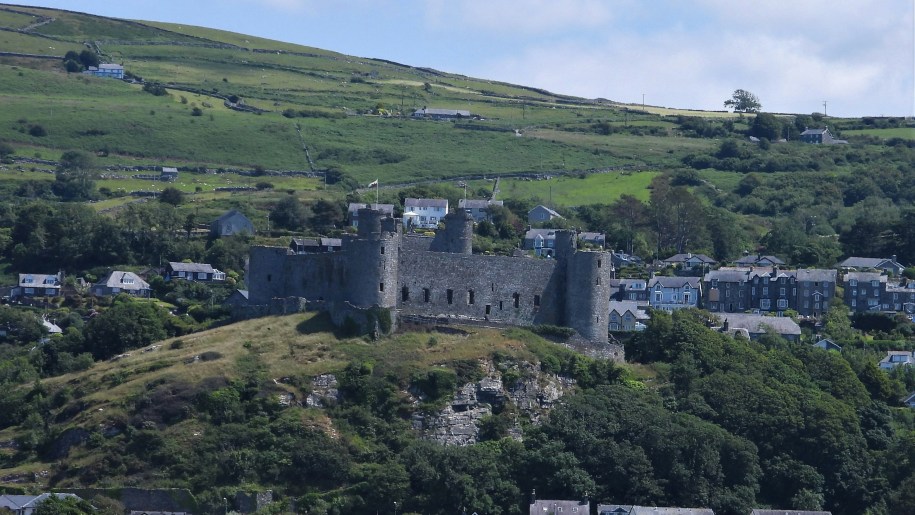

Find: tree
[63,59,81,73]
[83,299,169,359]
[270,195,308,231]
[724,89,761,113]
[78,50,99,69]
[53,150,96,201]
[34,494,96,515]
[750,112,782,140]
[159,186,184,206]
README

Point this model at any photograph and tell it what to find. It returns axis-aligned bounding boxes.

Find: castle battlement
[248,209,612,344]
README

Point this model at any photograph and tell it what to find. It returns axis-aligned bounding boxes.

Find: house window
[45,288,56,295]
[849,279,858,286]
[760,299,771,310]
[779,288,785,296]
[513,293,520,308]
[24,287,34,294]
[872,280,879,288]
[655,292,662,302]
[402,286,409,302]
[468,290,475,305]
[197,272,207,280]
[423,288,431,302]
[777,299,788,309]
[684,292,691,304]
[447,289,454,304]
[763,287,769,296]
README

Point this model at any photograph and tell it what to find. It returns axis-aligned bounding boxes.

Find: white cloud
[470,1,913,116]
[422,0,621,33]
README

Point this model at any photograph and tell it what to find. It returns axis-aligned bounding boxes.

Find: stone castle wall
[247,210,614,345]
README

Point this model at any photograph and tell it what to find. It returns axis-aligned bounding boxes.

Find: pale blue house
[648,276,701,312]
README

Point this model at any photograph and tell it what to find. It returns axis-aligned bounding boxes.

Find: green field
[474,170,660,206]
[844,127,915,140]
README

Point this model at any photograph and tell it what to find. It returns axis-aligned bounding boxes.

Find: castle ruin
[247,209,613,345]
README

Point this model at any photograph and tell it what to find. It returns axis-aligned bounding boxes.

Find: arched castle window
[513,293,520,308]
[423,288,431,302]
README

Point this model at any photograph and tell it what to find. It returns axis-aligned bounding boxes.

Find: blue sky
[12,0,915,117]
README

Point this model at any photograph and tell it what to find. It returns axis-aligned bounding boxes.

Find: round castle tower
[346,208,399,308]
[430,211,474,254]
[557,233,611,344]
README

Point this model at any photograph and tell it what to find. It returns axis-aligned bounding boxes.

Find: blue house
[648,276,701,311]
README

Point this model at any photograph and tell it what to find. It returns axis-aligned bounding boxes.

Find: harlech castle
[247,209,614,346]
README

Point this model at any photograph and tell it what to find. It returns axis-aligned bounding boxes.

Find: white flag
[367,179,378,188]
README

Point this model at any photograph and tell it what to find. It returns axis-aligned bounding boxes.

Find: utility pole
[642,93,645,109]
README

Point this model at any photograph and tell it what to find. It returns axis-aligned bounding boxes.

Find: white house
[0,494,85,515]
[403,198,448,229]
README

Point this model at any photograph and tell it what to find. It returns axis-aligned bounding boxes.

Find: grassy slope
[0,3,729,188]
[0,312,552,481]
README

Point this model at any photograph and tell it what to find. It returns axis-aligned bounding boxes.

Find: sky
[11,0,915,117]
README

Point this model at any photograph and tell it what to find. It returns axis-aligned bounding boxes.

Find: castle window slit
[402,286,409,302]
[468,290,475,305]
[379,282,384,292]
[513,293,520,308]
[423,288,431,302]
[447,289,454,304]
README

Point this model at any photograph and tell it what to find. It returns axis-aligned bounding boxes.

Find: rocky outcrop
[415,361,572,446]
[306,374,339,407]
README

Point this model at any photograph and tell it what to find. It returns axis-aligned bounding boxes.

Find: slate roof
[99,271,150,292]
[843,271,885,283]
[837,256,903,269]
[405,198,448,209]
[735,254,785,266]
[610,278,647,290]
[168,262,216,274]
[719,313,802,336]
[598,505,715,515]
[214,209,248,223]
[579,232,606,244]
[750,510,832,515]
[663,253,716,264]
[530,499,589,514]
[18,273,60,289]
[459,199,503,209]
[705,268,753,283]
[801,128,828,135]
[0,493,82,510]
[525,228,558,240]
[529,205,562,218]
[793,269,837,283]
[650,276,701,289]
[609,301,650,319]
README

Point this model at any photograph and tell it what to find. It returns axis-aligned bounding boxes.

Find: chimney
[723,319,729,331]
[530,489,536,505]
[581,492,589,506]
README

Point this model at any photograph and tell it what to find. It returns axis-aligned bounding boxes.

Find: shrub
[28,124,47,137]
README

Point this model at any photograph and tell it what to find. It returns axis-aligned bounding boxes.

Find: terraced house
[703,267,836,317]
[842,271,915,315]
